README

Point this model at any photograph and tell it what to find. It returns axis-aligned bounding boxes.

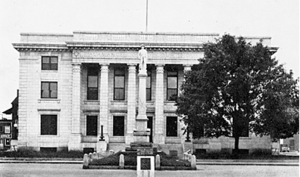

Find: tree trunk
[233,135,240,158]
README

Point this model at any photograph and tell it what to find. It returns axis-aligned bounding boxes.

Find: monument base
[96,141,107,152]
[133,129,151,142]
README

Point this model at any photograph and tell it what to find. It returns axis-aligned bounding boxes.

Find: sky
[0,0,299,118]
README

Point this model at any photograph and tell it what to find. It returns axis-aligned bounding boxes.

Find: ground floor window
[113,116,124,136]
[41,115,57,135]
[86,115,97,136]
[166,116,177,137]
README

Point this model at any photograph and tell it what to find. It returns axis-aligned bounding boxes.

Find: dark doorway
[147,117,153,143]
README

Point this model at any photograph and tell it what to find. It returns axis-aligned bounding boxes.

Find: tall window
[86,116,97,136]
[113,116,124,136]
[41,82,57,98]
[42,56,58,70]
[114,68,125,100]
[166,116,177,137]
[87,67,98,100]
[167,69,178,101]
[146,70,152,101]
[41,115,57,135]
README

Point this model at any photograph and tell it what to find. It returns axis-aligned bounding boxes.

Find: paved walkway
[0,163,299,177]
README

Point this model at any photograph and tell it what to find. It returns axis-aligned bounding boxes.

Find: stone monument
[133,45,151,142]
[132,45,154,177]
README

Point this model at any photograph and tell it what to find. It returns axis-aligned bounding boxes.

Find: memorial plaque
[137,156,155,177]
[137,148,153,156]
[141,158,151,170]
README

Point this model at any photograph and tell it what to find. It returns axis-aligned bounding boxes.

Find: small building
[12,31,276,155]
[0,119,12,150]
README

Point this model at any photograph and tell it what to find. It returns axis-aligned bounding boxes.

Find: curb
[196,162,299,166]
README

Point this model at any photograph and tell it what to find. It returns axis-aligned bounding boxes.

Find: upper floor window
[114,68,125,100]
[167,69,178,101]
[87,67,98,100]
[41,115,57,135]
[146,70,152,101]
[41,82,57,98]
[42,56,58,70]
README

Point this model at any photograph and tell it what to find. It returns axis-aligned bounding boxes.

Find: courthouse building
[13,31,275,154]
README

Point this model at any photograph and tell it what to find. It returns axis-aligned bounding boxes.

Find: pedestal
[134,71,150,142]
[96,141,107,152]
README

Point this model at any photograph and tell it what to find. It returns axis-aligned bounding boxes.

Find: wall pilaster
[154,64,165,144]
[68,63,82,151]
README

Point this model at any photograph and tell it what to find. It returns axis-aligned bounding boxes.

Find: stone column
[126,64,137,144]
[68,63,82,151]
[154,64,165,144]
[99,64,109,142]
[183,65,192,143]
[97,64,109,152]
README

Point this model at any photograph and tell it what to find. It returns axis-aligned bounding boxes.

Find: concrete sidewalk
[0,157,298,166]
[196,159,299,166]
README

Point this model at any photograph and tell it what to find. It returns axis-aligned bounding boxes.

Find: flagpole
[146,0,148,32]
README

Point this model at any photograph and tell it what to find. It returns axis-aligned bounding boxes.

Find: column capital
[155,64,165,68]
[128,64,137,74]
[72,63,81,72]
[128,63,137,67]
[183,64,192,72]
[100,64,109,72]
[183,64,193,67]
[100,63,110,66]
[156,64,164,74]
[72,62,81,66]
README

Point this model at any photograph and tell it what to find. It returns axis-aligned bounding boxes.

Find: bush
[89,151,191,167]
[250,149,272,157]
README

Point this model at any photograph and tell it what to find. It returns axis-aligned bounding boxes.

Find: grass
[195,149,299,160]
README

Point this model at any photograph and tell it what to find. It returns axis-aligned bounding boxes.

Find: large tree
[176,34,299,154]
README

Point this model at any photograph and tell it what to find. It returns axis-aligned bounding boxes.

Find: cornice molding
[66,41,203,52]
[12,43,70,52]
[12,41,277,54]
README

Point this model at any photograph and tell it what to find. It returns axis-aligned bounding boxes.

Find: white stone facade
[13,31,274,154]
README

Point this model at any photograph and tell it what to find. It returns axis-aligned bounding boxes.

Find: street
[0,163,298,177]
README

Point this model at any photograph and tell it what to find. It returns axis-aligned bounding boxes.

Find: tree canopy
[176,34,299,152]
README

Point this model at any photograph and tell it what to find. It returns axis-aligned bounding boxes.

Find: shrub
[89,151,191,167]
[250,149,272,157]
[0,149,83,158]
